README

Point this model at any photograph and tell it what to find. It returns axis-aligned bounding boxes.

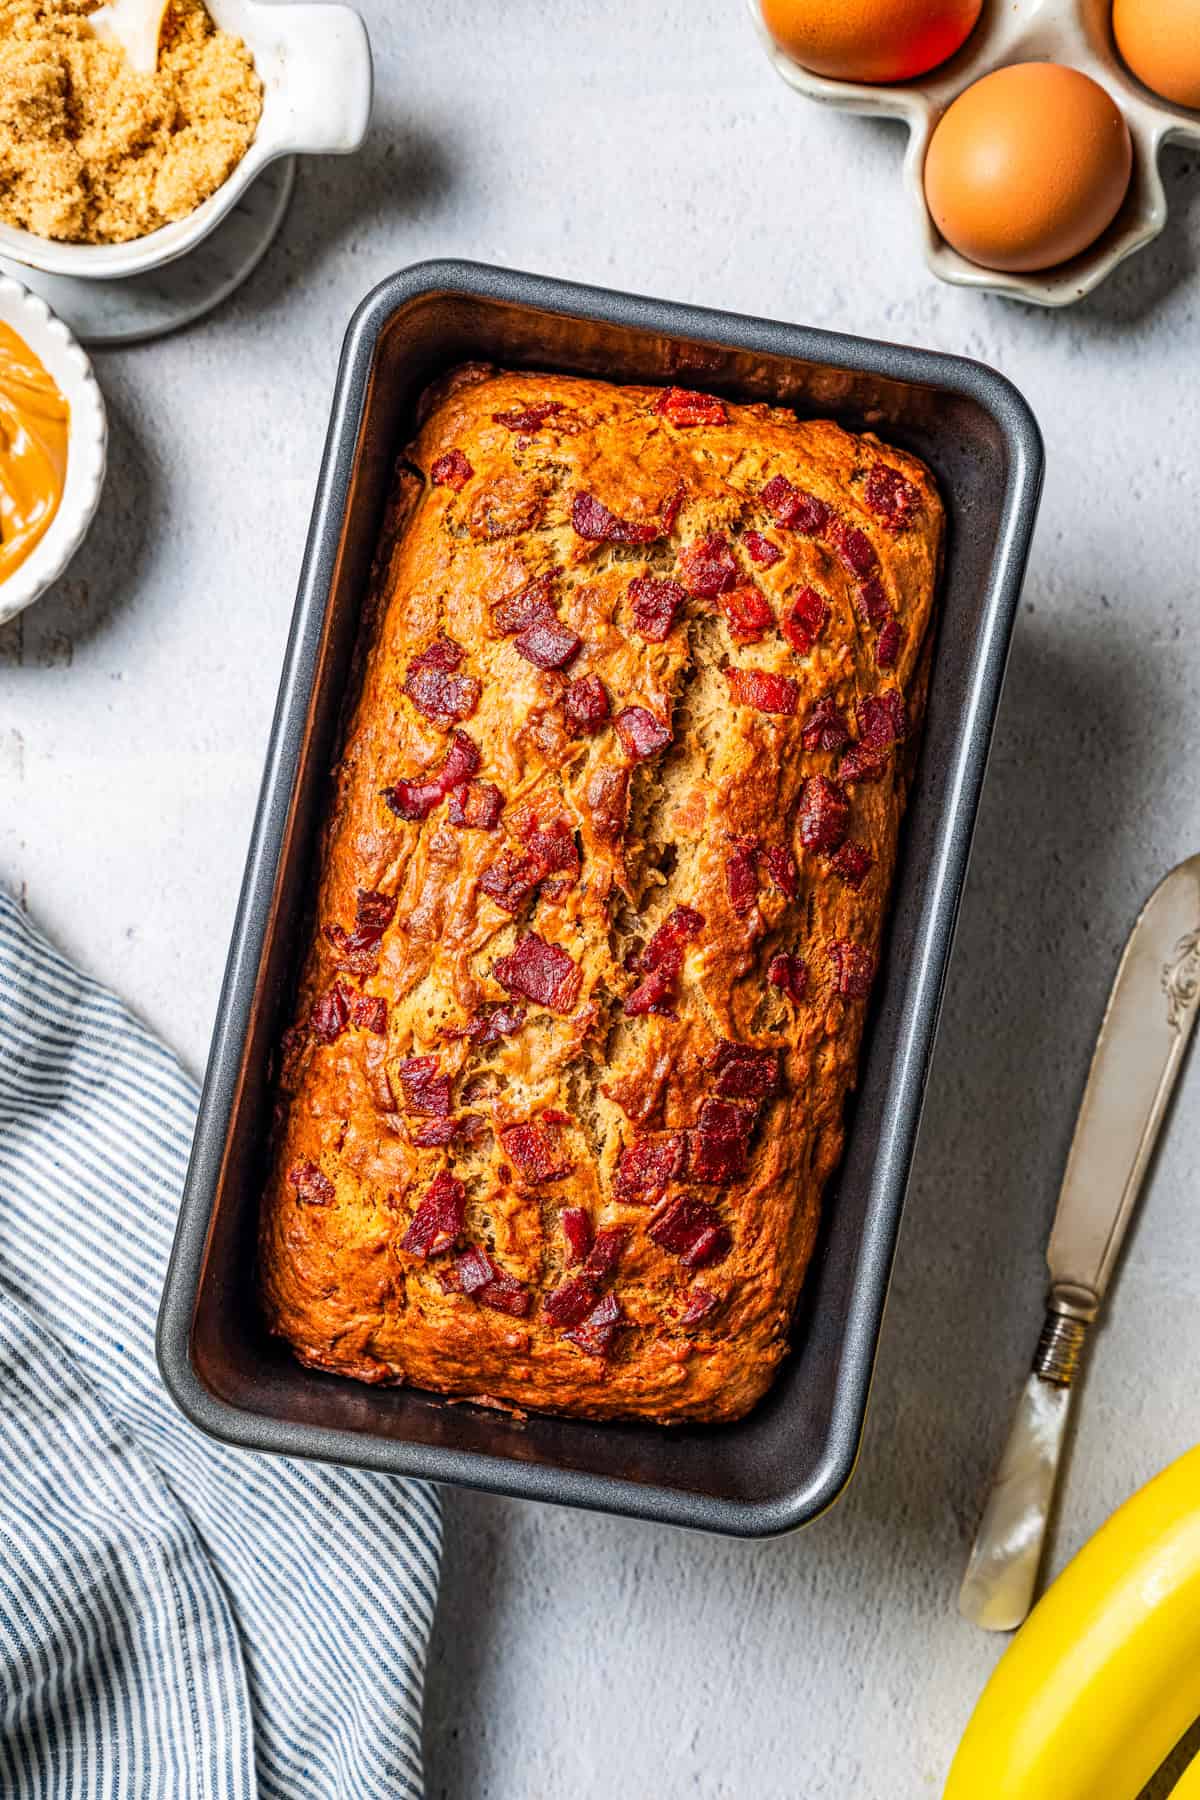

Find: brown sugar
[0,0,263,244]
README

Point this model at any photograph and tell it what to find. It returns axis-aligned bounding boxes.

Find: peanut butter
[0,320,69,585]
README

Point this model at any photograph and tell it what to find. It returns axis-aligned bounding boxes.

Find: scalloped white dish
[0,277,108,627]
[751,0,1200,306]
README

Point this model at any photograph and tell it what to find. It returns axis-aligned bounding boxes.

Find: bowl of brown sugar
[0,0,372,279]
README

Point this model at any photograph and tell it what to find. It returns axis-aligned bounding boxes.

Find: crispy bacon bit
[614,706,672,760]
[561,1207,593,1265]
[855,576,891,628]
[397,1054,452,1117]
[876,617,902,669]
[288,1160,334,1205]
[520,817,581,895]
[447,780,505,831]
[351,993,388,1033]
[544,1228,626,1328]
[833,840,874,889]
[463,1002,526,1044]
[797,775,850,852]
[408,1117,461,1148]
[718,584,774,645]
[311,982,351,1044]
[678,534,739,599]
[564,673,610,734]
[801,696,850,753]
[614,1132,687,1204]
[584,1227,627,1283]
[831,940,876,998]
[650,1196,731,1269]
[831,521,878,578]
[743,530,781,569]
[709,1039,781,1101]
[725,836,761,916]
[660,480,686,535]
[858,690,907,748]
[625,904,705,1016]
[479,851,544,913]
[383,730,482,821]
[401,1170,465,1258]
[404,636,481,726]
[768,952,808,1003]
[838,743,891,785]
[782,585,829,656]
[325,888,397,974]
[681,1283,719,1324]
[564,1291,624,1356]
[689,1097,756,1183]
[764,844,798,898]
[493,401,562,432]
[514,616,582,671]
[724,667,800,716]
[453,1246,532,1315]
[762,475,831,536]
[501,1120,573,1184]
[865,463,921,531]
[455,1246,495,1294]
[572,491,658,545]
[494,932,582,1013]
[492,573,559,636]
[655,386,727,427]
[623,964,677,1018]
[431,449,472,491]
[629,575,687,643]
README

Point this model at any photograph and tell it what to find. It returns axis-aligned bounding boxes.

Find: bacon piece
[430,449,472,490]
[583,1226,627,1283]
[404,637,481,726]
[782,585,829,656]
[541,1273,597,1327]
[655,386,727,427]
[681,1284,719,1324]
[613,1132,687,1204]
[493,401,562,432]
[743,530,781,569]
[479,850,544,913]
[797,775,850,852]
[514,616,582,671]
[500,1120,573,1184]
[397,1054,452,1117]
[762,475,831,535]
[383,730,482,821]
[288,1160,334,1205]
[768,952,808,1003]
[629,575,687,643]
[572,492,658,545]
[324,922,385,975]
[858,690,908,748]
[832,840,874,889]
[626,904,704,1014]
[855,576,891,628]
[408,1117,461,1148]
[455,1246,496,1294]
[764,844,798,898]
[838,744,890,785]
[561,1207,593,1265]
[724,667,800,716]
[623,964,677,1018]
[865,463,921,531]
[831,940,876,999]
[678,534,738,599]
[718,585,774,645]
[351,993,388,1034]
[876,617,902,669]
[447,781,505,831]
[708,1040,781,1101]
[724,836,761,916]
[564,674,610,734]
[689,1097,756,1183]
[831,521,878,577]
[401,1170,465,1258]
[520,817,581,896]
[462,1002,526,1044]
[614,706,672,760]
[660,481,686,534]
[452,1246,532,1316]
[494,932,582,1013]
[649,1195,731,1269]
[800,696,850,753]
[564,1291,624,1356]
[310,982,351,1044]
[492,572,559,636]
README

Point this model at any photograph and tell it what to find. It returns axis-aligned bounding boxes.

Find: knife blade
[959,853,1200,1632]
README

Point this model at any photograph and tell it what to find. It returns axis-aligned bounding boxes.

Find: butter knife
[958,853,1200,1632]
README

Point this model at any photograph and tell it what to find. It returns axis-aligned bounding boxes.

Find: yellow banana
[945,1443,1200,1799]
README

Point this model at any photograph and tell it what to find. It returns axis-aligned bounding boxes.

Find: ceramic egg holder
[752,0,1200,306]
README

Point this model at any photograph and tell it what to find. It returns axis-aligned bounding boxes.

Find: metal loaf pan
[157,261,1043,1537]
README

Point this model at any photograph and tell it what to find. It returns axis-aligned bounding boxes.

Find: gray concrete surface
[2,4,1198,1796]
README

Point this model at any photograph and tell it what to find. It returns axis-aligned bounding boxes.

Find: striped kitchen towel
[0,890,442,1799]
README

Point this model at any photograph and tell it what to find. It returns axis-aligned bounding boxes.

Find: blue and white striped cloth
[0,890,442,1799]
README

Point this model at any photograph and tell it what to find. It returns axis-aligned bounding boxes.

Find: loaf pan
[157,261,1043,1537]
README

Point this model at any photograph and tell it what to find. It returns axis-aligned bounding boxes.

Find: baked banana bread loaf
[259,366,943,1424]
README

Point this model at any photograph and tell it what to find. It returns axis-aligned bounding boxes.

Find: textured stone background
[2,3,1198,1795]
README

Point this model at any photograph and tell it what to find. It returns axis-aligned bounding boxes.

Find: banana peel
[945,1444,1200,1798]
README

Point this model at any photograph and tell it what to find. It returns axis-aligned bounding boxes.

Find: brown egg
[760,0,982,85]
[1113,0,1200,110]
[924,63,1133,273]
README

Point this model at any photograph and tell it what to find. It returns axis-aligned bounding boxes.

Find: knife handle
[957,1307,1093,1632]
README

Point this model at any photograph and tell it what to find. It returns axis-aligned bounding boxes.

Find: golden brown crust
[258,368,943,1425]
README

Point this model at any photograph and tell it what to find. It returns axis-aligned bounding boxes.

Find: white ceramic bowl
[0,277,108,627]
[0,0,372,281]
[751,0,1200,307]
